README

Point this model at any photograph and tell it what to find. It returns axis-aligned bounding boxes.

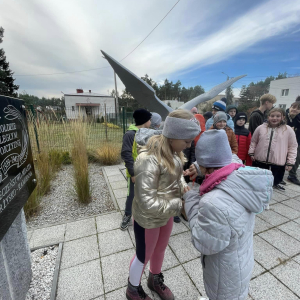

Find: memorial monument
[0,95,36,300]
[101,50,246,119]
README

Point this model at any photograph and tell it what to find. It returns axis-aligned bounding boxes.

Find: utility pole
[114,71,118,123]
[222,72,231,103]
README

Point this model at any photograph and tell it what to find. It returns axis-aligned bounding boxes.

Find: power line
[14,0,181,77]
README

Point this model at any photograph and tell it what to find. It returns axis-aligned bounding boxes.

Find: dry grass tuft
[69,119,91,203]
[95,143,121,165]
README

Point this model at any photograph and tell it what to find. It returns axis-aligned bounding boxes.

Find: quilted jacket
[184,166,273,300]
[249,123,298,167]
[235,126,252,165]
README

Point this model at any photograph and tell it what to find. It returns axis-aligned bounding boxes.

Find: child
[183,129,273,300]
[203,111,213,123]
[126,109,200,300]
[205,97,235,131]
[234,112,252,165]
[226,104,238,121]
[249,108,298,191]
[120,109,152,230]
[209,111,238,154]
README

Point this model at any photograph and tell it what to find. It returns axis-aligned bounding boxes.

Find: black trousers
[125,178,135,216]
[253,161,285,186]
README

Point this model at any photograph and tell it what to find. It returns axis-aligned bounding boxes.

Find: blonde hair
[260,94,277,105]
[146,109,193,174]
[267,107,287,132]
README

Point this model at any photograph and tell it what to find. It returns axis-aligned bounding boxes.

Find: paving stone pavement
[26,165,300,300]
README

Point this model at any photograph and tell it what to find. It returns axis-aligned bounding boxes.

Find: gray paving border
[102,167,119,211]
[50,242,63,300]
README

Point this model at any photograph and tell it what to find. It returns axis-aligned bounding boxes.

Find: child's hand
[131,176,135,183]
[183,186,190,194]
[251,156,255,162]
[183,164,197,180]
[285,166,292,171]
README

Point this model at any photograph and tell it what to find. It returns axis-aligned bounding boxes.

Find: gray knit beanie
[150,112,162,129]
[196,130,232,167]
[213,111,227,126]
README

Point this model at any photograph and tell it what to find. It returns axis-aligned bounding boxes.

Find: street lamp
[221,72,229,80]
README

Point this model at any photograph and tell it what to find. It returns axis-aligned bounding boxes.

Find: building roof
[65,92,114,97]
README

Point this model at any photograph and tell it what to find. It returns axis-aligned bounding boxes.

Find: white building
[269,77,300,110]
[162,100,184,110]
[64,89,116,119]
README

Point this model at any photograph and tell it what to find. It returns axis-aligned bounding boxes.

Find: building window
[72,106,75,111]
[281,89,289,96]
[279,104,286,110]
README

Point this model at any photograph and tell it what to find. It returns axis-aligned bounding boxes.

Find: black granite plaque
[0,95,36,241]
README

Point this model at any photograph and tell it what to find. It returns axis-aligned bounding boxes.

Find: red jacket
[235,126,252,166]
[194,114,206,145]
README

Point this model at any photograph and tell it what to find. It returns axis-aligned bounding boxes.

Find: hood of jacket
[226,104,238,114]
[135,128,162,146]
[215,166,273,213]
[250,109,264,118]
[127,124,139,132]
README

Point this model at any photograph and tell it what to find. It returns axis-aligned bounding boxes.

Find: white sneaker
[198,297,209,300]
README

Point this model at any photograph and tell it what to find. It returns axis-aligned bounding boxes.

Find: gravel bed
[26,245,58,300]
[26,164,115,228]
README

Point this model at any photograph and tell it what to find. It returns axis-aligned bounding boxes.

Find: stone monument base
[0,209,32,300]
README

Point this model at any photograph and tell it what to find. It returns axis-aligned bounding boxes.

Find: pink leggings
[128,217,173,286]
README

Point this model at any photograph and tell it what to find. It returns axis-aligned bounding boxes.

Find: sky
[1,0,300,99]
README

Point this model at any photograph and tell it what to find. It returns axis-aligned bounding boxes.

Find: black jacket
[286,109,300,145]
[248,109,266,135]
[121,130,136,177]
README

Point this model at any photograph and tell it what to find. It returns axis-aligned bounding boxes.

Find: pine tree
[0,27,19,97]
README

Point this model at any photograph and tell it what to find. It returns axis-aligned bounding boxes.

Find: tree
[118,89,140,112]
[0,27,19,97]
[225,85,234,105]
[189,85,205,100]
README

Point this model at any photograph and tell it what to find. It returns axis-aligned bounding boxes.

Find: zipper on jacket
[266,128,274,164]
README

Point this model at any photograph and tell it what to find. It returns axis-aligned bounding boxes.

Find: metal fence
[26,106,135,155]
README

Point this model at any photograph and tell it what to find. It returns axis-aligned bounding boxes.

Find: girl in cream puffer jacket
[249,108,298,188]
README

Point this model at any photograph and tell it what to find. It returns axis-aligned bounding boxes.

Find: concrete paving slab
[61,235,99,269]
[270,203,300,219]
[293,254,300,264]
[279,221,300,241]
[96,212,122,233]
[116,197,126,211]
[253,217,273,234]
[168,232,200,263]
[56,259,103,300]
[252,261,266,279]
[107,174,125,182]
[98,229,133,257]
[171,220,189,236]
[113,187,128,199]
[271,260,300,297]
[110,180,127,190]
[31,224,66,248]
[257,210,289,226]
[65,218,97,241]
[27,230,33,242]
[182,258,207,297]
[253,236,288,270]
[249,272,299,300]
[105,168,122,176]
[285,183,300,193]
[271,191,289,202]
[282,198,300,212]
[276,188,299,199]
[259,228,300,257]
[101,248,135,293]
[154,265,200,299]
[294,217,300,224]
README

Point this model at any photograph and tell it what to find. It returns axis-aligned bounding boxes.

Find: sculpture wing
[101,50,172,119]
[179,74,247,111]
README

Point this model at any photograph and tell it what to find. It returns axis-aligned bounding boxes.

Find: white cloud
[0,0,300,98]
